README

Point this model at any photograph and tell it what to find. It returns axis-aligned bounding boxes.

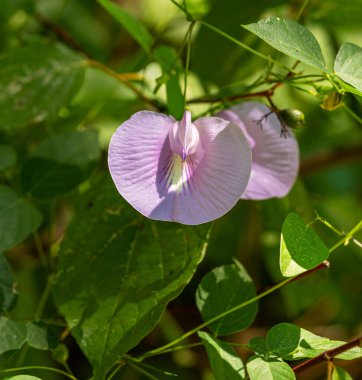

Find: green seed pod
[322,92,343,111]
[279,108,305,129]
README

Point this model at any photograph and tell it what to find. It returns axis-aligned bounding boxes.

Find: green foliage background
[0,0,361,379]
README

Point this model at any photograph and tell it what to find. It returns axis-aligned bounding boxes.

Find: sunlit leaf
[195,261,257,336]
[0,185,42,251]
[5,376,44,380]
[0,252,17,312]
[266,323,362,361]
[97,0,153,53]
[0,41,84,130]
[52,178,210,378]
[334,42,362,93]
[199,331,245,379]
[280,213,329,277]
[21,130,100,199]
[243,17,326,70]
[246,356,295,380]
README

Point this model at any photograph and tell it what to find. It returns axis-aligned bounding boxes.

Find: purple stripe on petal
[218,102,299,200]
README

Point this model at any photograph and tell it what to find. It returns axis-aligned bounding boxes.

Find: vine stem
[328,219,362,253]
[136,261,330,360]
[293,336,362,374]
[183,22,195,107]
[199,21,290,71]
[0,366,78,380]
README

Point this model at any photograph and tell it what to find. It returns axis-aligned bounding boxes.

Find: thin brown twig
[293,336,362,374]
[189,62,300,105]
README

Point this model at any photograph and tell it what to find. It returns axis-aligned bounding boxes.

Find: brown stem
[300,146,362,176]
[189,64,299,105]
[293,336,362,374]
[289,260,330,284]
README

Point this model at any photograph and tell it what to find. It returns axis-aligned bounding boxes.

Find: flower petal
[108,112,251,225]
[218,102,299,200]
[108,111,174,218]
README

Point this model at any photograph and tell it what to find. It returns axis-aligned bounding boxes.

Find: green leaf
[5,376,44,380]
[0,185,42,251]
[247,337,268,357]
[21,130,100,199]
[333,77,362,98]
[266,323,362,361]
[0,316,26,354]
[97,0,153,54]
[333,367,353,380]
[0,41,84,130]
[0,144,17,171]
[198,331,245,379]
[246,356,295,380]
[52,179,210,379]
[266,323,301,357]
[242,17,326,70]
[0,252,17,312]
[195,261,257,336]
[280,213,329,277]
[334,42,362,93]
[0,316,59,354]
[154,46,184,119]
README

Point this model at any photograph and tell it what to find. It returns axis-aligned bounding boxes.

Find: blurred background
[0,0,361,379]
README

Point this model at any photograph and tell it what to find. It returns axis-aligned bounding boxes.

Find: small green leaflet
[242,17,326,70]
[195,261,257,336]
[280,213,329,277]
[153,46,184,119]
[334,42,362,94]
[199,331,245,379]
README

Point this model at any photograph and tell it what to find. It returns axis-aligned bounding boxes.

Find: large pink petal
[108,112,251,225]
[108,111,175,219]
[218,102,299,200]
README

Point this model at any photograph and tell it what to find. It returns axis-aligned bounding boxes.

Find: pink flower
[108,102,299,225]
[108,109,251,225]
[218,102,299,200]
